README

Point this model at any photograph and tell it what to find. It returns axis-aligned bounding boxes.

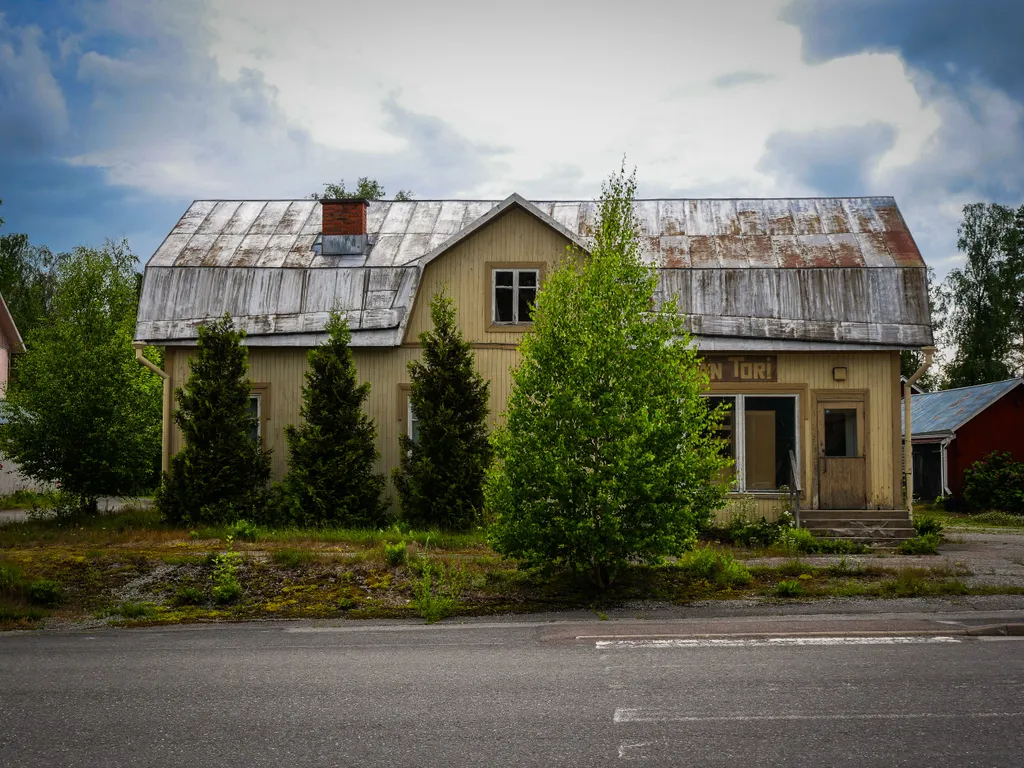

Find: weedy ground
[1,506,1020,631]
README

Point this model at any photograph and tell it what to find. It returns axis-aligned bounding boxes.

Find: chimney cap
[318,197,370,205]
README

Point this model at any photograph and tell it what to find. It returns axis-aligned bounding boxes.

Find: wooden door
[817,402,867,510]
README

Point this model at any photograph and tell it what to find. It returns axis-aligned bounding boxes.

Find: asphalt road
[2,612,1024,768]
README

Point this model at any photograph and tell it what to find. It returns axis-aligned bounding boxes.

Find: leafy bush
[898,533,941,555]
[157,315,271,526]
[774,579,805,598]
[675,548,752,587]
[411,559,467,623]
[0,562,21,596]
[962,451,1024,514]
[394,292,492,531]
[913,516,944,537]
[487,168,730,587]
[384,541,408,567]
[227,519,260,542]
[114,601,158,619]
[283,312,389,528]
[28,579,62,606]
[210,538,243,604]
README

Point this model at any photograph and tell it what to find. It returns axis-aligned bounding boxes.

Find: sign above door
[701,355,778,383]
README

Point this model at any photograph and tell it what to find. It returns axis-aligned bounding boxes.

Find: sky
[0,0,1022,277]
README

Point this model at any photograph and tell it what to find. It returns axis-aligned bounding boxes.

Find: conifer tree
[283,312,388,527]
[157,314,271,525]
[393,292,491,530]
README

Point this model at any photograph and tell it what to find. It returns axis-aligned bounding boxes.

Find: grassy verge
[2,508,1021,630]
[916,504,1024,532]
[0,490,61,510]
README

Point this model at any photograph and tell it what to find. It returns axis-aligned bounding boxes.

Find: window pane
[518,270,537,288]
[824,408,858,457]
[248,395,261,444]
[494,287,514,322]
[705,396,737,485]
[518,286,536,323]
[494,270,514,287]
[744,396,797,490]
[408,400,419,444]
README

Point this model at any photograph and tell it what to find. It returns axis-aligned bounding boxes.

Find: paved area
[2,612,1023,767]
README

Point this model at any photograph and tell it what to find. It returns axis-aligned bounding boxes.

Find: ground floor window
[248,393,262,444]
[407,398,420,444]
[704,394,798,492]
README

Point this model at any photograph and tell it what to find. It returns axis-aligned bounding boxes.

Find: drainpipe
[904,346,936,515]
[940,435,954,497]
[133,342,171,475]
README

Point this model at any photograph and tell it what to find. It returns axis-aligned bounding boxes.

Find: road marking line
[596,636,961,649]
[618,741,652,759]
[614,709,1024,723]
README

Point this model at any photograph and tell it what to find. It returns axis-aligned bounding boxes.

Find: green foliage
[674,548,752,587]
[283,312,388,527]
[157,315,271,526]
[0,489,61,510]
[961,451,1024,514]
[411,559,467,623]
[0,562,24,596]
[913,515,944,537]
[774,579,806,598]
[226,519,261,542]
[28,579,62,606]
[487,165,729,588]
[114,601,158,619]
[384,540,408,567]
[172,585,206,606]
[310,178,413,201]
[939,203,1024,387]
[717,514,785,548]
[0,241,162,513]
[210,538,243,604]
[393,291,492,531]
[898,533,941,555]
[271,548,316,568]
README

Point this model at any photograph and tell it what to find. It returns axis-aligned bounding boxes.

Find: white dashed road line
[614,709,1024,724]
[595,635,961,649]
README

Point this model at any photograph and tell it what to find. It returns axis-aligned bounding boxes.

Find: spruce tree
[157,314,271,525]
[393,292,491,530]
[283,312,388,527]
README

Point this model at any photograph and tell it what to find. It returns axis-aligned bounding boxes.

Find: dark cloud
[757,123,897,195]
[782,0,1024,101]
[712,71,774,89]
[0,18,68,151]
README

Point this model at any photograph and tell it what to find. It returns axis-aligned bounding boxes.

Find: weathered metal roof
[148,196,925,270]
[136,193,933,348]
[903,379,1024,437]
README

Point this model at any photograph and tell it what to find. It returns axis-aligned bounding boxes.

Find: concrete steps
[800,509,915,545]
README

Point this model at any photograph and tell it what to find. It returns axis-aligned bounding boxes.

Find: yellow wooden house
[134,194,934,537]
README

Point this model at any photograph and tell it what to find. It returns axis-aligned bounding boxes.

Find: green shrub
[411,559,467,623]
[898,533,941,555]
[962,451,1024,514]
[720,515,784,548]
[210,538,243,604]
[117,601,157,619]
[227,519,260,542]
[675,548,751,587]
[384,541,408,567]
[28,579,62,606]
[172,585,206,606]
[283,312,390,529]
[913,516,944,537]
[774,579,805,598]
[0,562,22,597]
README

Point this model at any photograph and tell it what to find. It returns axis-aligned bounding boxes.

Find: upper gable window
[492,268,539,325]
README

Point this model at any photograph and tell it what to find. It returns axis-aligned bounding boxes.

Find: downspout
[940,435,955,497]
[133,342,171,475]
[904,346,936,515]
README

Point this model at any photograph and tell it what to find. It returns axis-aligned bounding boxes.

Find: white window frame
[248,393,262,445]
[491,268,539,325]
[704,393,800,493]
[407,398,419,444]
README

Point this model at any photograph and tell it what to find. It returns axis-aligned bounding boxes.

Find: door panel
[817,401,867,510]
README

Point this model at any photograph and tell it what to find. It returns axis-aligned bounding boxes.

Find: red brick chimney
[321,198,368,235]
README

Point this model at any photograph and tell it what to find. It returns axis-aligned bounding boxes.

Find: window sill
[485,323,534,333]
[726,491,791,498]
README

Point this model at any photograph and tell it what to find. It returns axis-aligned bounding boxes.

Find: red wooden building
[904,378,1024,501]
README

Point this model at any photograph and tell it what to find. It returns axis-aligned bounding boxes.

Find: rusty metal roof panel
[171,201,217,235]
[196,201,241,235]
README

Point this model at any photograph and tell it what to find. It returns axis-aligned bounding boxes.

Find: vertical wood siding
[404,207,575,343]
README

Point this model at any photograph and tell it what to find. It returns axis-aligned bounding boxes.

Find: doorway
[817,401,867,509]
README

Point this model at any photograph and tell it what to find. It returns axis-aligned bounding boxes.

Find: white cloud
[0,16,68,150]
